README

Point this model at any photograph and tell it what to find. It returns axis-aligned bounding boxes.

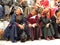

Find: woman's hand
[46,23,50,28]
[28,24,32,27]
[32,23,37,28]
[19,24,25,30]
[28,23,37,28]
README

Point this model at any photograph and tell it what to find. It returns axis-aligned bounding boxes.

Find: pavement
[0,39,60,45]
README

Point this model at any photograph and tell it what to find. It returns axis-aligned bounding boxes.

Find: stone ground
[0,39,60,45]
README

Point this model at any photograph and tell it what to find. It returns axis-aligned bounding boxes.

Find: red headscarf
[40,0,49,8]
[42,7,57,19]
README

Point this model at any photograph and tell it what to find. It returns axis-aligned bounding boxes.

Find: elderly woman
[40,8,55,40]
[55,10,60,34]
[27,9,42,41]
[4,7,29,42]
[51,10,60,38]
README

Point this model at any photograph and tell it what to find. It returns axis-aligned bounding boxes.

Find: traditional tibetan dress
[40,16,55,38]
[4,13,29,42]
[27,13,42,40]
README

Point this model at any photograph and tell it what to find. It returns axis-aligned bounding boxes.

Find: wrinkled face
[56,11,60,17]
[43,9,50,16]
[56,11,60,22]
[31,9,37,15]
[15,9,21,15]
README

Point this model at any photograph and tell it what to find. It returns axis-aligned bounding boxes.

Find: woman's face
[56,11,60,17]
[15,9,21,15]
[43,9,49,16]
[56,11,60,23]
[31,9,37,15]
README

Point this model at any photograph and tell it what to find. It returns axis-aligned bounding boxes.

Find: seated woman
[40,8,55,40]
[51,15,58,38]
[51,10,60,38]
[27,9,42,41]
[55,10,60,34]
[4,7,29,42]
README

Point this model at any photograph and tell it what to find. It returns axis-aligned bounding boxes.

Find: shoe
[45,36,50,41]
[51,37,55,40]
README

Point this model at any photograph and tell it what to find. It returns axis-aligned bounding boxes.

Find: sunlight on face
[31,9,37,15]
[15,9,21,15]
[56,11,60,17]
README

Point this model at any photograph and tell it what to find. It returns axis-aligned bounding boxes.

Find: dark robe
[51,16,58,38]
[27,13,42,40]
[40,16,55,38]
[4,13,29,42]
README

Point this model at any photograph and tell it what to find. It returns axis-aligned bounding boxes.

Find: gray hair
[14,6,23,13]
